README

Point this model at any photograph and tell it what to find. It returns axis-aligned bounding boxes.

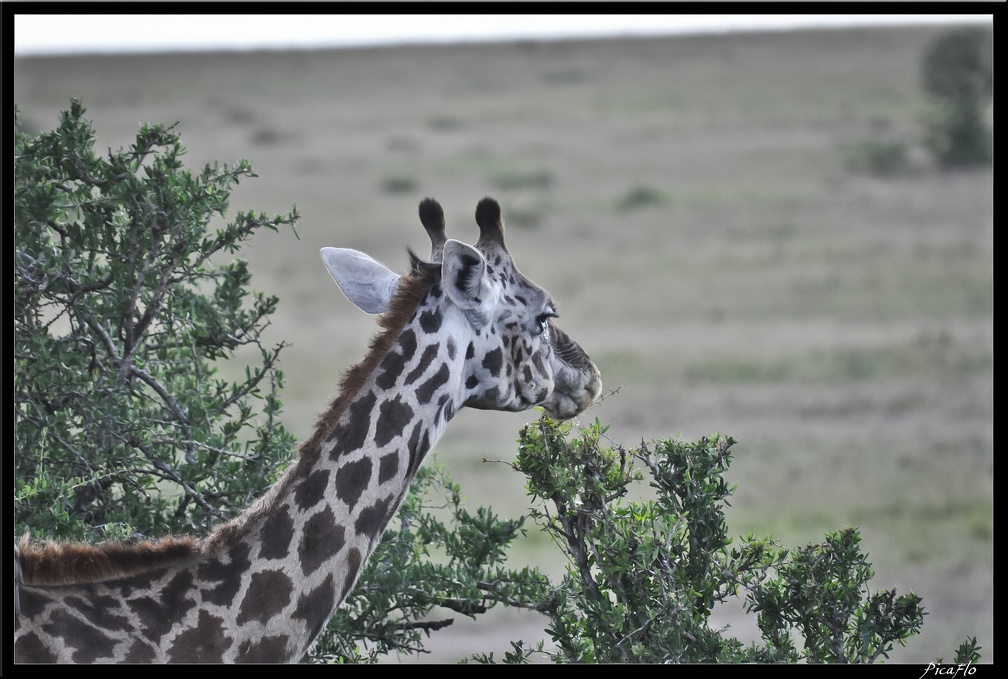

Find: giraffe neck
[196,273,467,661]
[15,274,469,663]
[211,334,463,656]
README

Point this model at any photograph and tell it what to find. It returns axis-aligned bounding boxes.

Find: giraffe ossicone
[14,196,602,663]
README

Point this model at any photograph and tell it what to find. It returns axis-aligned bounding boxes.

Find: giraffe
[14,197,602,663]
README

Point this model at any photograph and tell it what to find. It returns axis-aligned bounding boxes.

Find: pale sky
[13,13,992,56]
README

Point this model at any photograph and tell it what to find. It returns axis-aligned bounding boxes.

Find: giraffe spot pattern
[236,569,294,625]
[399,329,418,361]
[64,592,126,628]
[437,394,455,424]
[354,495,392,540]
[335,458,372,508]
[161,570,198,619]
[327,391,376,453]
[127,594,174,645]
[405,345,439,385]
[14,630,48,662]
[294,573,335,650]
[532,352,546,373]
[259,510,295,561]
[376,345,407,389]
[124,639,159,662]
[419,308,442,333]
[482,347,503,377]
[374,396,414,447]
[299,508,345,577]
[16,587,51,618]
[416,364,450,405]
[405,421,423,477]
[45,607,118,662]
[340,548,362,602]
[118,567,163,592]
[406,422,430,479]
[294,469,331,512]
[237,635,292,663]
[169,609,231,662]
[378,451,400,485]
[198,544,251,606]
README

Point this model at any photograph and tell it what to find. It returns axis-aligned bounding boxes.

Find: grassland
[13,23,992,664]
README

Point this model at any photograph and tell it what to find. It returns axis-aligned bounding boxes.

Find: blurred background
[13,12,992,664]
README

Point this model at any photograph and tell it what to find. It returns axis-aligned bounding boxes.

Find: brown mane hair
[297,251,439,464]
[17,534,201,586]
[205,251,439,549]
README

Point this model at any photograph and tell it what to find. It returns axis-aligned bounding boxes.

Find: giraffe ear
[442,239,495,328]
[320,247,401,314]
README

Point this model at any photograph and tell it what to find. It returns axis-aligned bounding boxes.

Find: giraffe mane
[298,251,440,464]
[17,534,201,586]
[203,252,440,552]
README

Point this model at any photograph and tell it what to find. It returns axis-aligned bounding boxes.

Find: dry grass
[14,23,992,664]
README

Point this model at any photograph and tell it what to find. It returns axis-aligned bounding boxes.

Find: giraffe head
[321,197,601,420]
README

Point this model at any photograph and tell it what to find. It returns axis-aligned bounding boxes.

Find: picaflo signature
[919,662,976,679]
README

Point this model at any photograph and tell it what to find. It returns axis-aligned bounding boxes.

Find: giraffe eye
[536,309,558,334]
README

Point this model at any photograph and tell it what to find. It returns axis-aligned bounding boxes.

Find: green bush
[14,100,300,541]
[921,27,993,168]
[503,416,982,664]
[380,174,419,194]
[616,185,666,211]
[840,139,910,177]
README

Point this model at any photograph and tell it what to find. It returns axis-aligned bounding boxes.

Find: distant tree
[921,26,992,167]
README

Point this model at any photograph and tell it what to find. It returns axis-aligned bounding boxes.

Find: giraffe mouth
[540,395,584,420]
[539,359,602,420]
[540,378,601,420]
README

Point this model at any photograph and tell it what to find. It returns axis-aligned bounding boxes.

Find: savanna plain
[13,23,993,664]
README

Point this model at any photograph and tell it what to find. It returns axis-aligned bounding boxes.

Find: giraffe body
[14,198,601,663]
